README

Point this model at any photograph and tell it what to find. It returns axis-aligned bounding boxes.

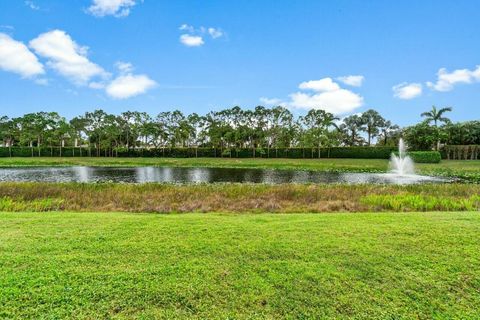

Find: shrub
[256,148,266,157]
[391,150,442,163]
[326,147,396,159]
[221,149,232,157]
[408,151,442,163]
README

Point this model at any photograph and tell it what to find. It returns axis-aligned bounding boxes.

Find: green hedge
[0,146,401,159]
[407,151,442,163]
[325,147,396,159]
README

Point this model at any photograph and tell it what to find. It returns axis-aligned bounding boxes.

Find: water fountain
[389,138,415,175]
[378,138,447,184]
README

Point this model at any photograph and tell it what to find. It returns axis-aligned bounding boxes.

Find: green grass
[1,211,479,319]
[361,194,480,211]
[1,157,479,180]
[0,156,390,171]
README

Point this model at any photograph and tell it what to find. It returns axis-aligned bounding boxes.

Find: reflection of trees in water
[0,167,446,184]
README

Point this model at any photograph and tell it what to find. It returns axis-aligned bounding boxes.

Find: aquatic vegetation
[0,182,479,213]
[0,196,64,212]
[361,194,480,211]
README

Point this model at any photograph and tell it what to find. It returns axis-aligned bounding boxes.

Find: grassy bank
[1,211,479,318]
[1,157,479,180]
[1,182,480,212]
[0,156,390,171]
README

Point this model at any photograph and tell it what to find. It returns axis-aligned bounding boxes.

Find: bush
[326,147,396,159]
[408,151,442,163]
[221,149,232,157]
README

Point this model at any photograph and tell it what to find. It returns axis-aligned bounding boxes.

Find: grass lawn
[0,156,391,171]
[1,157,480,180]
[1,212,479,319]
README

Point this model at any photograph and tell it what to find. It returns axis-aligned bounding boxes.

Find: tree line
[0,105,478,156]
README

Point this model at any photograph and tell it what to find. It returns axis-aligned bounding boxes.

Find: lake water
[0,166,449,184]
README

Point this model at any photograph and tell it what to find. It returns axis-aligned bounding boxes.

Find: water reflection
[0,166,448,185]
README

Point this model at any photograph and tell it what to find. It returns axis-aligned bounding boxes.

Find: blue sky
[0,0,479,125]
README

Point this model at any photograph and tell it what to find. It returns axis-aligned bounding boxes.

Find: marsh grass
[361,194,480,211]
[1,182,479,213]
[0,196,64,211]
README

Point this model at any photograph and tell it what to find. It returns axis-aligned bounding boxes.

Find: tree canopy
[0,105,477,153]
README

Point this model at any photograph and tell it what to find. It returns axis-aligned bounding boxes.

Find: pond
[0,166,449,184]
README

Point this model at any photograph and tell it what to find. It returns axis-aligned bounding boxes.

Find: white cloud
[473,66,480,79]
[29,30,108,85]
[426,66,480,92]
[259,97,285,106]
[337,75,364,87]
[262,77,364,115]
[179,24,195,33]
[299,78,340,92]
[25,1,40,10]
[392,82,423,100]
[115,61,134,74]
[0,33,44,78]
[208,27,223,39]
[179,25,224,47]
[179,34,204,47]
[1,30,155,99]
[87,0,137,17]
[88,81,106,89]
[289,89,363,114]
[106,74,156,99]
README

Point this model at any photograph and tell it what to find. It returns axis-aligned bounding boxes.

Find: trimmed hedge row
[0,146,400,159]
[407,151,442,163]
[0,147,95,157]
[392,151,442,163]
[0,146,440,162]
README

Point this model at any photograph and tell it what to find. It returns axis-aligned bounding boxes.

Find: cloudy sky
[0,0,479,125]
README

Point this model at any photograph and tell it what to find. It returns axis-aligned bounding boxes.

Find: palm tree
[421,106,452,127]
[341,114,365,146]
[378,120,399,146]
[421,106,452,150]
[361,109,384,146]
[300,109,339,158]
[70,116,88,156]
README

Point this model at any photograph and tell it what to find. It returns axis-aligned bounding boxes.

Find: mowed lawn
[0,156,391,171]
[1,212,479,319]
